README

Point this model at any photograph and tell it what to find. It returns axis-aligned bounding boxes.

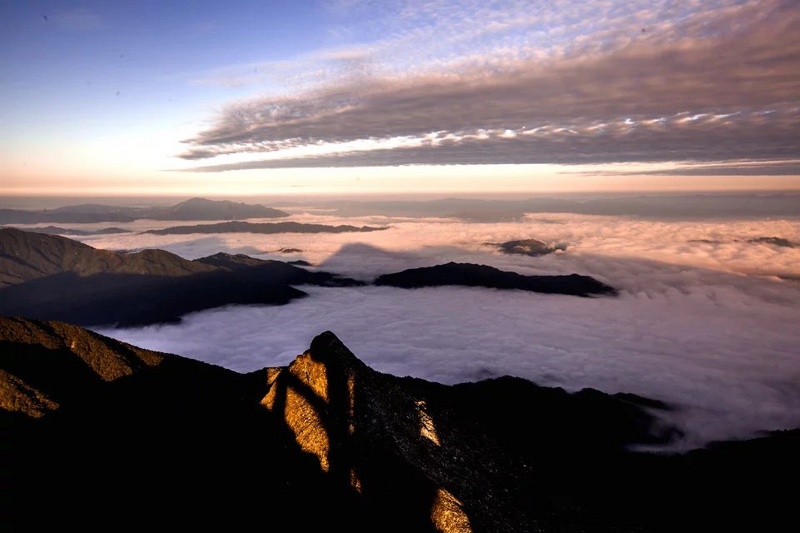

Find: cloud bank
[180,0,800,170]
[80,210,800,452]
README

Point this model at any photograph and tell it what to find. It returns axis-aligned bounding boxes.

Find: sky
[2,0,799,197]
[76,209,800,452]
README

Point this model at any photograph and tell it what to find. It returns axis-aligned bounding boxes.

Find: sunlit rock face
[0,316,166,418]
[262,350,335,472]
[261,330,536,532]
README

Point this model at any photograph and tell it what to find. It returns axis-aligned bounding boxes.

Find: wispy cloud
[180,0,800,169]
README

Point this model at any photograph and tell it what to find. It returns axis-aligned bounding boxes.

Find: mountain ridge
[2,317,797,532]
[375,261,617,297]
[0,227,364,326]
[0,228,617,326]
[0,197,289,224]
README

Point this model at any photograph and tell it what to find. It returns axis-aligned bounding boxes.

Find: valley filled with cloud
[48,202,799,452]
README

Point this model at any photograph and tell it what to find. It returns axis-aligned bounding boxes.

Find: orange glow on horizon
[2,163,799,199]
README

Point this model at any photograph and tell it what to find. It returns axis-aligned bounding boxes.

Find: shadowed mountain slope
[0,228,363,326]
[374,261,617,297]
[0,317,342,530]
[2,318,797,532]
[0,227,215,288]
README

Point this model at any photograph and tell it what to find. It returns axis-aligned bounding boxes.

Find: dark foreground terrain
[1,317,797,532]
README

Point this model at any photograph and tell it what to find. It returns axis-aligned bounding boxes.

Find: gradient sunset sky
[2,0,799,197]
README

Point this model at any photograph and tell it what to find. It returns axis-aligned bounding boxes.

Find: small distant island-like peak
[375,261,616,297]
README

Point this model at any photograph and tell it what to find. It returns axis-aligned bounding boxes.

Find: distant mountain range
[319,194,800,219]
[0,227,363,326]
[2,317,797,531]
[21,225,130,236]
[0,228,617,327]
[689,236,800,248]
[5,194,800,225]
[0,197,289,223]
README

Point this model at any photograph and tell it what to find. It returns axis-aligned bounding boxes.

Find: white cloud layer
[74,209,800,453]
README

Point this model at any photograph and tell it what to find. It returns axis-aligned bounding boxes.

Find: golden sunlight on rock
[260,351,365,478]
[349,466,362,493]
[416,400,441,446]
[261,360,332,473]
[431,487,472,533]
[0,369,59,418]
[292,351,330,402]
[0,317,165,383]
[288,385,330,472]
[347,371,356,435]
[264,367,282,388]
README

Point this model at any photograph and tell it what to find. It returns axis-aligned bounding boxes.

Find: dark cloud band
[179,2,800,171]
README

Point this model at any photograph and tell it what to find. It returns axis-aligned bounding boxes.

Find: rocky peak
[261,330,532,532]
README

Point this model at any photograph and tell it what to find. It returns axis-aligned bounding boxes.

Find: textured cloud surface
[180,0,800,170]
[83,208,800,452]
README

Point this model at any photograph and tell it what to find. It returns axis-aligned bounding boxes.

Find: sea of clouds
[56,209,800,452]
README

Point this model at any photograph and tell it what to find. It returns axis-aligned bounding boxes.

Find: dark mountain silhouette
[195,252,363,289]
[0,270,312,327]
[748,236,798,248]
[488,238,567,256]
[143,220,390,235]
[0,208,137,224]
[690,236,799,248]
[0,228,363,326]
[0,197,288,224]
[21,225,130,236]
[141,196,289,220]
[1,228,616,326]
[1,317,797,532]
[374,261,617,297]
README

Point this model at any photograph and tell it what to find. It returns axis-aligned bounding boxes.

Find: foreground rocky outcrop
[1,317,797,532]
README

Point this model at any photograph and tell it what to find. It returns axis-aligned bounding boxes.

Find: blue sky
[2,0,799,197]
